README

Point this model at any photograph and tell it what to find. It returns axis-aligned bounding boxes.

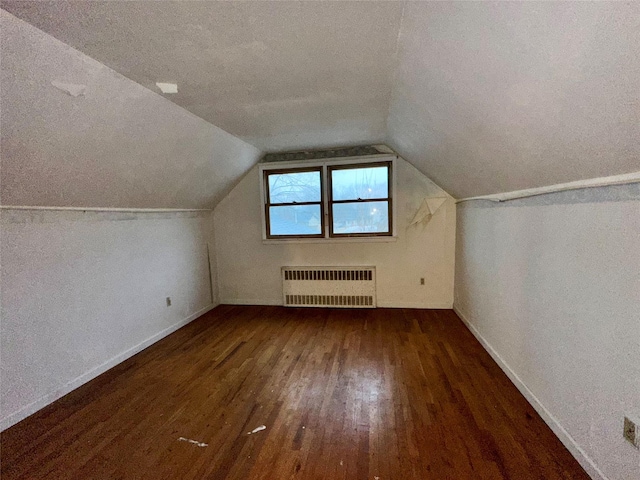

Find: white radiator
[282,266,376,308]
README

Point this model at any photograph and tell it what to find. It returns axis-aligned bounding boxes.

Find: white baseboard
[222,298,453,309]
[221,298,282,306]
[452,304,607,480]
[377,301,453,309]
[0,303,217,432]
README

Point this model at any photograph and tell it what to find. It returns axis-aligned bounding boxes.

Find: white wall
[0,209,217,430]
[454,184,640,480]
[214,157,456,308]
[0,10,257,430]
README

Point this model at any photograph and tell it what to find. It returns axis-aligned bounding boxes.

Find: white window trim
[259,154,398,243]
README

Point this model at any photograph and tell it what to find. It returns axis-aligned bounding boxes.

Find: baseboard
[223,298,453,309]
[452,304,607,480]
[222,298,282,306]
[0,303,217,432]
[377,301,453,309]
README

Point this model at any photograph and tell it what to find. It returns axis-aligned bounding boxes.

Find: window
[264,167,324,238]
[262,159,393,240]
[329,162,391,237]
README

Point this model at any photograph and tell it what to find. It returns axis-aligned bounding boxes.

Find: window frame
[327,161,393,238]
[259,155,396,241]
[263,166,325,239]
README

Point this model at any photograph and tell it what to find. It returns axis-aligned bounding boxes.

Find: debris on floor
[247,425,267,435]
[177,437,208,447]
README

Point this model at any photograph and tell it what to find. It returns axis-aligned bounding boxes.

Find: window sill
[262,236,398,245]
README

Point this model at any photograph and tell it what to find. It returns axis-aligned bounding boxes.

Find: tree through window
[264,168,324,238]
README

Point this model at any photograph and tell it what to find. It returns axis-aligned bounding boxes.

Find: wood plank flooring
[1,306,589,479]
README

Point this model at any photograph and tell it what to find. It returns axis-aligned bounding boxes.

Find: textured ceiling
[2,1,639,199]
[1,10,260,209]
[387,2,640,197]
[1,0,403,153]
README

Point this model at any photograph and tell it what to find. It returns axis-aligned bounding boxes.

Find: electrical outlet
[420,278,425,285]
[623,416,639,449]
[166,297,172,307]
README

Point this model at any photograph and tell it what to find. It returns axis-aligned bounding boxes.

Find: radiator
[282,266,376,308]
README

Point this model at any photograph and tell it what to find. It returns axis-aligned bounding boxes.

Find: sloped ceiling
[1,0,404,153]
[388,2,640,197]
[1,10,260,209]
[2,1,639,200]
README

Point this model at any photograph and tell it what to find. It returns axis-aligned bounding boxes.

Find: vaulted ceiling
[2,1,639,200]
[1,1,404,153]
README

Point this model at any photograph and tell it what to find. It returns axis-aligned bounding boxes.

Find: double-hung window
[261,158,394,240]
[328,162,392,237]
[264,167,324,238]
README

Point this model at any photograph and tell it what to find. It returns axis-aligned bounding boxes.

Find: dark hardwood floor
[1,306,588,479]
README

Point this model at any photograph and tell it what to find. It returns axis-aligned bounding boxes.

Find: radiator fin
[283,269,373,282]
[282,266,376,308]
[285,295,373,307]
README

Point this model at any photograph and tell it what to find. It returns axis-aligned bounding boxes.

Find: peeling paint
[51,80,86,97]
[156,82,178,94]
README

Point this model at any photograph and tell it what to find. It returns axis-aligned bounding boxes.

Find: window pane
[268,171,321,204]
[332,201,389,234]
[331,166,388,201]
[269,205,322,236]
